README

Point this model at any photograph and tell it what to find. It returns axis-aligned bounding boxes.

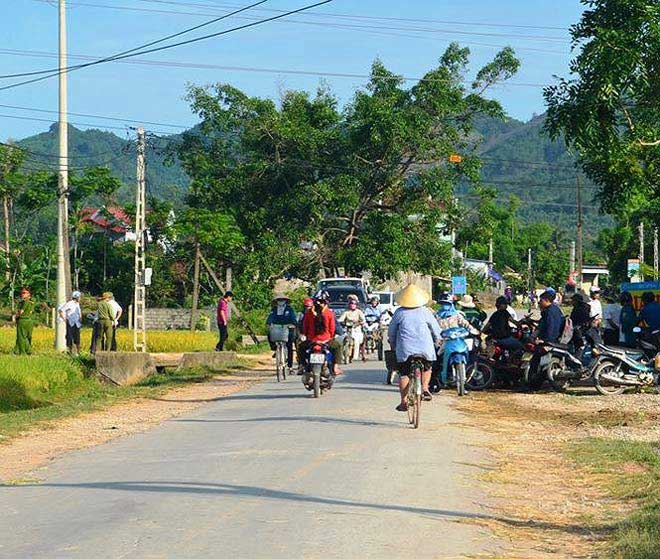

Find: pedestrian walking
[215,291,233,351]
[13,287,35,355]
[58,290,82,355]
[108,294,123,351]
[96,292,116,351]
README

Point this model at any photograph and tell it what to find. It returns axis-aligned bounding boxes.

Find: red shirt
[217,297,229,325]
[302,307,336,343]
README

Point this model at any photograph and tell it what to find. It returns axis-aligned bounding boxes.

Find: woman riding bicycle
[266,294,298,373]
[388,284,441,412]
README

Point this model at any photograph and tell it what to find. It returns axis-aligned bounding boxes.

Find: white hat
[590,286,601,294]
[72,291,81,299]
[457,294,476,309]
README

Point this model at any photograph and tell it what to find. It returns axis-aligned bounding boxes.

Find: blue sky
[2,0,585,140]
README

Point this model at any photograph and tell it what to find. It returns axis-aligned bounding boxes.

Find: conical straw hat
[395,284,430,308]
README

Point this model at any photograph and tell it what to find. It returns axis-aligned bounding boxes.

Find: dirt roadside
[0,354,273,483]
[454,389,660,558]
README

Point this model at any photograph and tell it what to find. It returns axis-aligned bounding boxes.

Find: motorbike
[363,315,385,361]
[302,342,335,398]
[544,320,603,392]
[342,320,357,364]
[438,326,472,397]
[481,317,537,389]
[592,328,660,395]
[637,328,660,360]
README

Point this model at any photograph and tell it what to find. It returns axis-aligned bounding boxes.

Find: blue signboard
[452,276,467,296]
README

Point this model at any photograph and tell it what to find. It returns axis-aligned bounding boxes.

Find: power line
[0,0,333,92]
[0,48,552,88]
[28,0,570,55]
[2,0,271,80]
[133,0,571,31]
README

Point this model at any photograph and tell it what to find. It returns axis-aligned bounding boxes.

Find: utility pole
[576,175,583,286]
[569,241,576,279]
[55,0,69,352]
[639,222,645,282]
[190,240,201,332]
[654,227,658,281]
[488,237,494,267]
[527,248,533,293]
[133,128,147,352]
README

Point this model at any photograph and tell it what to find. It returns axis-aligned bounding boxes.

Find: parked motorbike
[302,342,335,398]
[439,326,472,397]
[545,321,603,392]
[592,328,660,395]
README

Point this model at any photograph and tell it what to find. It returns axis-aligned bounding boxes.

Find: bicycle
[270,324,293,382]
[406,357,425,429]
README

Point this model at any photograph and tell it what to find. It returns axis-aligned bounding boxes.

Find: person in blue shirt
[388,285,441,411]
[638,292,660,332]
[527,290,565,391]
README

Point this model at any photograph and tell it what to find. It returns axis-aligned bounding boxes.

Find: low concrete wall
[95,352,157,386]
[144,308,216,331]
[177,351,237,371]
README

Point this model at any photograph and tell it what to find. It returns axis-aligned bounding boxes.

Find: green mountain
[16,117,610,241]
[18,124,189,203]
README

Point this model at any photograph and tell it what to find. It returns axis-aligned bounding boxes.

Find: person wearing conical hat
[266,294,298,374]
[388,284,441,412]
[13,287,36,355]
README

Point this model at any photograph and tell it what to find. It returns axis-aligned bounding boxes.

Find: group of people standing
[11,288,122,356]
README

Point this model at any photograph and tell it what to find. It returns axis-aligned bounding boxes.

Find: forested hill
[17,117,609,238]
[18,124,189,203]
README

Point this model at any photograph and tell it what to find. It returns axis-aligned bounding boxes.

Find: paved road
[2,361,502,558]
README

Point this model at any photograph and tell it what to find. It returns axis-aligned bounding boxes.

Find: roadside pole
[654,227,658,281]
[576,175,583,286]
[190,241,201,332]
[55,0,68,351]
[639,222,645,282]
[133,128,147,352]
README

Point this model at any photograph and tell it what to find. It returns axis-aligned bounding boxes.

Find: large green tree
[545,0,660,219]
[179,44,519,293]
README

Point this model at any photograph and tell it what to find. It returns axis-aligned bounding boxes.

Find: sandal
[396,403,408,412]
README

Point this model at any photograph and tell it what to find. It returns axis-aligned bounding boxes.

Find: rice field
[0,327,225,354]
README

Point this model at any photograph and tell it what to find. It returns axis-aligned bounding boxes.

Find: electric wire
[0,0,333,92]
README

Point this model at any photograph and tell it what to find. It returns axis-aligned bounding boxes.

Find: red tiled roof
[80,206,132,234]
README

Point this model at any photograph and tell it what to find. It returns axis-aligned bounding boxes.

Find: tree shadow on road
[2,479,607,537]
[174,415,398,428]
[152,393,310,403]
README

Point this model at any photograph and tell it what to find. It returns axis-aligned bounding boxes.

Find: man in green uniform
[97,292,115,351]
[14,287,35,355]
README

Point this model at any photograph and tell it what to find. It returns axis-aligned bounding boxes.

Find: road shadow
[153,393,309,403]
[175,415,398,428]
[3,479,608,537]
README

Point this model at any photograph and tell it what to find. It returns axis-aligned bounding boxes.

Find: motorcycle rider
[388,284,441,411]
[570,291,602,351]
[528,290,564,390]
[638,291,660,332]
[364,296,383,322]
[484,296,523,355]
[589,286,603,326]
[436,292,479,389]
[301,290,343,376]
[339,298,366,362]
[457,294,487,325]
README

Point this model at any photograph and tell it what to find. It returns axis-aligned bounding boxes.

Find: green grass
[570,438,660,559]
[0,354,249,442]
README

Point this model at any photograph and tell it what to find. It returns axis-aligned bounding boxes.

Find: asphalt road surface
[2,361,503,558]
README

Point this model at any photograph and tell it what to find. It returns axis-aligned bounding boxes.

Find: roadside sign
[627,259,640,276]
[449,154,463,163]
[452,275,467,295]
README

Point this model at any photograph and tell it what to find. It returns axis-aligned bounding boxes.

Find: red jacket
[302,306,335,343]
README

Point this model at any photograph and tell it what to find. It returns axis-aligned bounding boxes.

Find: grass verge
[0,353,252,443]
[569,438,660,559]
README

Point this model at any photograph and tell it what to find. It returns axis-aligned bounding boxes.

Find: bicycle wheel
[280,345,287,381]
[407,376,416,425]
[275,343,282,382]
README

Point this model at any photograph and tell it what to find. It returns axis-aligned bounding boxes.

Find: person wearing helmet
[364,295,383,324]
[388,284,441,410]
[58,290,83,355]
[484,296,522,355]
[435,292,479,388]
[301,291,343,375]
[339,297,366,362]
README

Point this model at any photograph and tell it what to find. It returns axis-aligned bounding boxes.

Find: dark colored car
[325,286,369,320]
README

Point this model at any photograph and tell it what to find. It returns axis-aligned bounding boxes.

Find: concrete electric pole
[133,128,147,352]
[654,227,658,281]
[639,222,645,282]
[55,0,69,351]
[576,175,583,286]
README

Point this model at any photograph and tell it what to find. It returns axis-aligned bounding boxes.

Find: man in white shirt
[108,294,123,351]
[589,286,603,327]
[602,295,622,345]
[58,291,82,355]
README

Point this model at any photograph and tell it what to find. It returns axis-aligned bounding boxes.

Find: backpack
[559,315,574,345]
